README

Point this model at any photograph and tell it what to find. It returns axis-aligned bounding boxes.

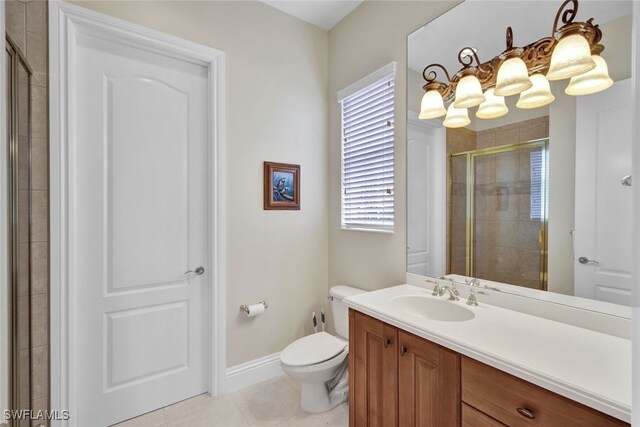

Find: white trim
[340,226,394,235]
[337,61,396,102]
[406,110,441,131]
[0,0,10,416]
[48,2,226,424]
[223,353,283,394]
[631,2,640,425]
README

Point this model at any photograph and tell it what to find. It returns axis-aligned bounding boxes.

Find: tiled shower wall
[6,0,49,421]
[448,116,549,289]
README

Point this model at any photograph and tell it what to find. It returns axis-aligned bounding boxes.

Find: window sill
[340,226,394,235]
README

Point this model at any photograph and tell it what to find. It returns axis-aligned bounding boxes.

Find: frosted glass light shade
[453,74,485,108]
[419,90,447,119]
[443,104,470,128]
[494,57,532,96]
[476,88,508,119]
[517,74,555,109]
[546,34,596,81]
[565,54,613,96]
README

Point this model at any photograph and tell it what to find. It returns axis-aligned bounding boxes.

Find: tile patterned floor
[112,375,348,427]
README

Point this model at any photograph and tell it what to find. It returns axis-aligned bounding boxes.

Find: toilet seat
[280,332,347,367]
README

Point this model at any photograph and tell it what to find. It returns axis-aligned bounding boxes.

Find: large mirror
[407,1,634,309]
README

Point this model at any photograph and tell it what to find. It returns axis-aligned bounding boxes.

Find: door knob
[578,257,599,265]
[383,338,391,348]
[400,346,408,357]
[185,266,205,276]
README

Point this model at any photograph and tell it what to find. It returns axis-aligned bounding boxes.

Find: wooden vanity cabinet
[461,356,629,427]
[349,309,399,426]
[398,330,460,426]
[349,310,629,427]
[350,310,459,426]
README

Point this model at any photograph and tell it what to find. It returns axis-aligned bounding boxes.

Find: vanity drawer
[461,356,629,426]
[462,403,506,427]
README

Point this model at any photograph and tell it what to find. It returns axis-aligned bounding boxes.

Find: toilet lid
[280,332,347,367]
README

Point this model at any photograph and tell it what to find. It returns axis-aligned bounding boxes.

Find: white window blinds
[529,149,546,221]
[339,64,395,232]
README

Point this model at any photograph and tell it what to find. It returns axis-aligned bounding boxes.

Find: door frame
[48,2,226,425]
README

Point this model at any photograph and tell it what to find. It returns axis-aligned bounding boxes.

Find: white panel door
[407,121,446,277]
[574,79,633,305]
[72,27,209,426]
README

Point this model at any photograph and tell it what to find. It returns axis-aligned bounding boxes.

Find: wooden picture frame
[263,161,300,210]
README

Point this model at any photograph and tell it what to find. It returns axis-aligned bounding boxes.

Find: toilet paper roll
[245,303,265,317]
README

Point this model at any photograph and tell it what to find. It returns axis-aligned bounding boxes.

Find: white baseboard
[222,352,283,394]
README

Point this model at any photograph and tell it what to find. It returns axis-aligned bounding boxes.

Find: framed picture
[264,161,300,210]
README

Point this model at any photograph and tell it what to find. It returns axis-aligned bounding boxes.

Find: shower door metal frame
[448,138,549,290]
[5,34,33,414]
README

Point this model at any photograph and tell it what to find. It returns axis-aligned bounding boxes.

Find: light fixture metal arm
[551,0,579,36]
[422,63,452,84]
[457,47,482,69]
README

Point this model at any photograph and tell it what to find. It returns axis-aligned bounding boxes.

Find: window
[529,149,547,221]
[338,62,396,232]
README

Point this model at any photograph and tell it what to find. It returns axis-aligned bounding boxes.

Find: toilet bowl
[280,285,365,413]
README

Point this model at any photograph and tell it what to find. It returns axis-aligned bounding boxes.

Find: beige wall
[328,1,459,292]
[71,0,329,367]
[408,68,423,114]
[547,82,577,296]
[601,14,632,82]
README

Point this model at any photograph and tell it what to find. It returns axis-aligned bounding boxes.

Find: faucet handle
[432,285,442,296]
[466,293,479,306]
[450,283,460,296]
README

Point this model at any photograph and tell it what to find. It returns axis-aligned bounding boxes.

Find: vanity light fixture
[494,32,533,97]
[564,46,613,96]
[546,33,595,81]
[443,104,471,128]
[453,49,486,108]
[476,88,508,119]
[418,0,612,128]
[517,74,555,109]
[419,65,451,119]
[419,84,447,119]
[454,72,486,108]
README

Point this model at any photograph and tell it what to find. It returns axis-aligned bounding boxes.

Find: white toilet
[280,285,365,413]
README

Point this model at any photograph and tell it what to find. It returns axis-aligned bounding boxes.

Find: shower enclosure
[5,34,33,418]
[448,139,549,290]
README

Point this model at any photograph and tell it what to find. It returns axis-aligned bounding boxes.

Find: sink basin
[391,295,475,322]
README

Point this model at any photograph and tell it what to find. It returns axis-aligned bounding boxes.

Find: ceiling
[260,0,363,30]
[408,0,633,75]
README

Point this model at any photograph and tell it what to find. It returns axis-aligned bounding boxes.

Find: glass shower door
[6,36,33,422]
[471,142,548,290]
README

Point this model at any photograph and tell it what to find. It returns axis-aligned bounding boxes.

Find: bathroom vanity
[345,284,631,426]
[393,0,636,424]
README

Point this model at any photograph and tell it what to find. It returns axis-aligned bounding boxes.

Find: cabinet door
[398,330,460,427]
[350,310,398,427]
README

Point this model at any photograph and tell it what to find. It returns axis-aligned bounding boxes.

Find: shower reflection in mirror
[5,34,33,418]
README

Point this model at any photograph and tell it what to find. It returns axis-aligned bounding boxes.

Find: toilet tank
[330,285,366,340]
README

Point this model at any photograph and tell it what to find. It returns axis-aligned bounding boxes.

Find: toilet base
[300,381,347,413]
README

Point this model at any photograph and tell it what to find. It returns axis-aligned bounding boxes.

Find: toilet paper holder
[240,300,268,314]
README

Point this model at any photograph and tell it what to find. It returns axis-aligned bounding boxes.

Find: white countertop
[344,284,631,423]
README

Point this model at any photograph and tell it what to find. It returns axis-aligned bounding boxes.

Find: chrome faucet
[433,284,460,301]
[466,278,481,288]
